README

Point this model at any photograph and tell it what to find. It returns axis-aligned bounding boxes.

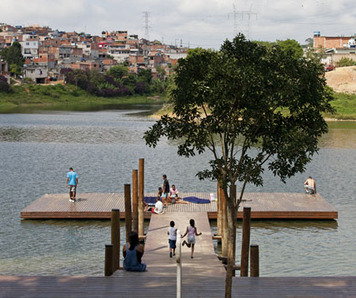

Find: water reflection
[320,121,356,149]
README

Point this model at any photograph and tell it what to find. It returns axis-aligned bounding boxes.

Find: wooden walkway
[20,192,338,220]
[1,275,355,297]
[2,210,355,297]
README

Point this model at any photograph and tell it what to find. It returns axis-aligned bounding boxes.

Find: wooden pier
[3,210,354,297]
[20,192,338,220]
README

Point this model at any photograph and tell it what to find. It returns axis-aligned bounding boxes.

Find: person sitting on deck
[168,185,189,204]
[153,196,164,214]
[304,176,316,194]
[123,231,146,272]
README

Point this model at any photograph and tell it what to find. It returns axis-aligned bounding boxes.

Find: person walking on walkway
[182,219,202,258]
[66,167,78,202]
[168,220,177,258]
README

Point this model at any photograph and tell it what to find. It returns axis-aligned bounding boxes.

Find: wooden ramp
[111,211,226,296]
[20,192,338,220]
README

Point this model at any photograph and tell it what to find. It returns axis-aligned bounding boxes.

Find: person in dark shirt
[162,174,170,207]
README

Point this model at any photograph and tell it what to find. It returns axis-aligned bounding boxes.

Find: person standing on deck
[304,176,316,194]
[66,167,78,202]
[162,174,170,207]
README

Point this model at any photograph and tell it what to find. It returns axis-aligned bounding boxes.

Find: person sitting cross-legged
[168,185,189,204]
[123,231,147,272]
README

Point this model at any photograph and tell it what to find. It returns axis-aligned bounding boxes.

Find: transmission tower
[143,11,151,41]
[229,4,257,39]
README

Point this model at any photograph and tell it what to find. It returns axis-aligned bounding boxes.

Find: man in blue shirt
[66,167,78,202]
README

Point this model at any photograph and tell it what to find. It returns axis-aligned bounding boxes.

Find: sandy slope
[325,66,356,94]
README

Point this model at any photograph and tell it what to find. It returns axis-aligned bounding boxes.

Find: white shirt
[154,200,163,213]
[168,227,177,240]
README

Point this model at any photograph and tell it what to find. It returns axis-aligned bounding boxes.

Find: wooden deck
[1,275,355,297]
[3,209,354,297]
[20,192,338,220]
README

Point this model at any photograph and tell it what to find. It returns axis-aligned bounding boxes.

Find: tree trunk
[224,186,237,298]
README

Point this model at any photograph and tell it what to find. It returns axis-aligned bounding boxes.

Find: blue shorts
[169,239,176,249]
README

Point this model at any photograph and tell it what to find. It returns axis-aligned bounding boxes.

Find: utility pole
[229,3,257,39]
[142,11,151,41]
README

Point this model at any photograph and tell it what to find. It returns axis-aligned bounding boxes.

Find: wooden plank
[20,192,338,220]
[1,275,355,297]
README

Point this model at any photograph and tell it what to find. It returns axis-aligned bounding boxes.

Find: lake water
[0,107,355,277]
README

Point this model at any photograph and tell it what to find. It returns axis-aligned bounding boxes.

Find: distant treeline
[61,66,166,97]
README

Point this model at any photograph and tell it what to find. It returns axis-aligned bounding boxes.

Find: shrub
[0,75,11,93]
[336,58,356,67]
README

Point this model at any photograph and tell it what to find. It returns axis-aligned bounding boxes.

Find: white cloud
[1,0,355,48]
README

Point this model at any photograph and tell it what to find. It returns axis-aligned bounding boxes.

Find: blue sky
[2,0,355,49]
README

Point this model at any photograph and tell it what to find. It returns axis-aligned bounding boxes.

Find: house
[20,38,39,59]
[24,65,48,83]
[313,32,356,50]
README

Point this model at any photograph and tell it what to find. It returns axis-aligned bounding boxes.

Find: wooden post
[105,244,114,276]
[250,245,259,277]
[132,169,138,233]
[221,186,228,257]
[111,209,121,271]
[240,207,251,277]
[124,184,132,242]
[138,158,144,238]
[176,229,182,298]
[217,181,222,238]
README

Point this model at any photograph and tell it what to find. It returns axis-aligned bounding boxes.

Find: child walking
[181,219,202,258]
[168,220,177,258]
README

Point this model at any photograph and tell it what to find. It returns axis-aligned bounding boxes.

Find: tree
[277,39,304,59]
[0,41,24,77]
[144,34,334,297]
[107,65,129,81]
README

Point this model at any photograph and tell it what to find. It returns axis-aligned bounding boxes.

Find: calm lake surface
[0,106,355,277]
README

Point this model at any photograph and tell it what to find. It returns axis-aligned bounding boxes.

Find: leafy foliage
[145,33,334,201]
[0,42,24,76]
[0,75,11,93]
[336,57,356,67]
[61,67,164,97]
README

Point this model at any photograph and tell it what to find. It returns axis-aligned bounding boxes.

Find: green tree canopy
[255,39,304,59]
[0,41,24,76]
[144,34,334,297]
[276,39,304,59]
[106,65,129,81]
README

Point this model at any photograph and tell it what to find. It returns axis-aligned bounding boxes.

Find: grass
[2,84,356,120]
[0,83,166,113]
[325,92,356,120]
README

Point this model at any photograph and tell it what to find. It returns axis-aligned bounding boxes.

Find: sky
[2,0,356,49]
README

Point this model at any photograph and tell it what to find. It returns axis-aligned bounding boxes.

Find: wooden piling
[111,209,121,271]
[124,184,132,242]
[138,158,144,238]
[250,245,259,277]
[105,244,114,276]
[221,186,228,257]
[240,207,251,277]
[132,169,138,233]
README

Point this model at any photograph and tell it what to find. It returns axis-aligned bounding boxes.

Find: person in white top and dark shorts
[167,220,177,258]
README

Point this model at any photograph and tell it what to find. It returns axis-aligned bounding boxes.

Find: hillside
[325,66,356,94]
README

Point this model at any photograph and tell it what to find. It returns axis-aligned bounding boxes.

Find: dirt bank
[325,66,356,94]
